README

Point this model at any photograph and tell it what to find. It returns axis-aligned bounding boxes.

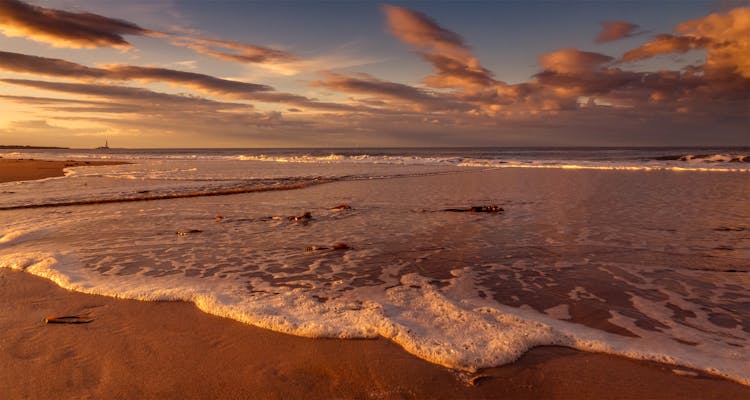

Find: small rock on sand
[288,212,312,221]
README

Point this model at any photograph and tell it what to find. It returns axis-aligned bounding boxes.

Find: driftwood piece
[44,315,94,324]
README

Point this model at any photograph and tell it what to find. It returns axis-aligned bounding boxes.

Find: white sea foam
[4,149,748,173]
[678,153,750,163]
[0,231,25,245]
[0,230,47,246]
[457,160,750,172]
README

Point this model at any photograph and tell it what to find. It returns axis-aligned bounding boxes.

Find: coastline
[0,158,126,183]
[2,160,749,398]
[3,269,749,399]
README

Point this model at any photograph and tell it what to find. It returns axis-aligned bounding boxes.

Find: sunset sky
[0,0,748,148]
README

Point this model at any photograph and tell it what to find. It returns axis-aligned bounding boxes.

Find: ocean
[1,147,748,384]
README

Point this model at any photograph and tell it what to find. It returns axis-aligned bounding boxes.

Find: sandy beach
[3,268,750,399]
[2,159,749,399]
[0,158,125,183]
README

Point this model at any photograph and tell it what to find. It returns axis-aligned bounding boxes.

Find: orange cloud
[676,7,750,77]
[170,37,298,65]
[382,5,496,91]
[622,34,711,62]
[539,49,614,74]
[0,0,157,48]
[383,4,468,60]
[595,21,641,43]
[1,2,748,145]
[622,7,750,77]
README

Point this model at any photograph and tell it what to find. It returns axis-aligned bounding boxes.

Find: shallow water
[1,150,748,383]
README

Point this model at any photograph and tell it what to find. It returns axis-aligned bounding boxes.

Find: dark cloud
[0,51,373,112]
[0,78,251,111]
[104,65,272,94]
[312,71,471,112]
[419,54,497,89]
[0,50,107,78]
[0,52,275,99]
[0,0,157,48]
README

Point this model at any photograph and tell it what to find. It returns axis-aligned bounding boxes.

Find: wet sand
[2,269,749,399]
[0,158,125,183]
[2,161,750,399]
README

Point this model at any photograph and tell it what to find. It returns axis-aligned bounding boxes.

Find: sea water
[1,147,748,384]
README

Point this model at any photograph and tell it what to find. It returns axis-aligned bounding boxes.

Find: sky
[0,0,748,148]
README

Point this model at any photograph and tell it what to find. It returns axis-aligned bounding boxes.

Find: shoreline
[0,158,126,183]
[2,159,749,398]
[3,268,749,399]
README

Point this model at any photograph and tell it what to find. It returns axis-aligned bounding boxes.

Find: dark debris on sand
[176,229,203,236]
[288,212,313,221]
[443,205,504,213]
[305,243,351,252]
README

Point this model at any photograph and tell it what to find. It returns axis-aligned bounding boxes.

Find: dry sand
[2,159,749,399]
[0,158,125,183]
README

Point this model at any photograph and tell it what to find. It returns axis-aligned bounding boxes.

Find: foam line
[0,178,336,210]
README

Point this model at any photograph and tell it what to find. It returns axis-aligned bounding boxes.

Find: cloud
[621,7,750,77]
[0,51,375,112]
[0,51,271,98]
[170,36,298,64]
[419,54,496,89]
[0,0,300,72]
[0,94,142,114]
[595,21,641,43]
[0,119,106,146]
[622,34,711,62]
[0,93,131,109]
[0,81,311,147]
[1,3,748,146]
[0,78,251,111]
[104,65,273,94]
[382,5,497,91]
[676,7,750,77]
[312,71,470,112]
[104,65,361,112]
[0,50,107,78]
[109,68,372,112]
[539,49,614,74]
[383,4,468,60]
[0,0,157,48]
